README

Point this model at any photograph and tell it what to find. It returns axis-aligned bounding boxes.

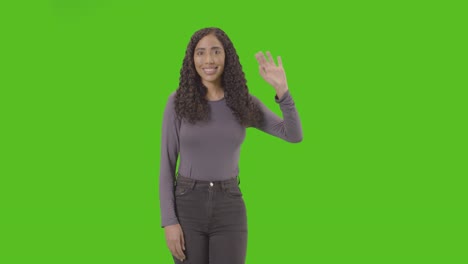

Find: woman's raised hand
[255,51,289,99]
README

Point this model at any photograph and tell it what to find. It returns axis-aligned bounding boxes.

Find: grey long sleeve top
[159,90,302,227]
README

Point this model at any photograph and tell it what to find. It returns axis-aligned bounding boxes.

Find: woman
[159,27,303,264]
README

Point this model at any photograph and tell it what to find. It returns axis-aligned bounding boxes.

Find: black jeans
[173,175,247,264]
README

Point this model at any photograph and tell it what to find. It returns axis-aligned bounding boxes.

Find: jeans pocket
[226,185,243,198]
[174,183,192,197]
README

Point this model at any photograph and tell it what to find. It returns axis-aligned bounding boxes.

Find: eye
[196,51,203,56]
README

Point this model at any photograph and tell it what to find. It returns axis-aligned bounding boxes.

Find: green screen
[1,0,466,263]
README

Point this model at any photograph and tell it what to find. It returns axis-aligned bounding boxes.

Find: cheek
[217,56,226,67]
[194,57,200,66]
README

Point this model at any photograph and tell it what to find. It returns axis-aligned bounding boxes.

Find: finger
[255,51,267,66]
[266,51,275,65]
[277,56,283,67]
[169,244,181,260]
[169,240,184,261]
[254,52,261,63]
[180,230,186,251]
[255,52,263,66]
[175,241,186,261]
[259,65,267,77]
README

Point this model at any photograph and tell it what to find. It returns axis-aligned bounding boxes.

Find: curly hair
[174,27,264,127]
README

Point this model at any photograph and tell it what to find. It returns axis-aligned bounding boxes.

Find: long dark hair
[174,27,263,127]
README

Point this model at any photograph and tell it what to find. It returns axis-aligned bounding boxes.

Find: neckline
[207,97,225,103]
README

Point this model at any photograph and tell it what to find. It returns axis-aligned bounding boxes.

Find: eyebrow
[195,46,222,51]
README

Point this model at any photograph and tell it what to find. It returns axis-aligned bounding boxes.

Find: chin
[202,75,221,83]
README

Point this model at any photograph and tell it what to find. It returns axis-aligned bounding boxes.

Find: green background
[1,0,467,263]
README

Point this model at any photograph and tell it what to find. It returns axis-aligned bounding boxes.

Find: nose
[204,53,214,63]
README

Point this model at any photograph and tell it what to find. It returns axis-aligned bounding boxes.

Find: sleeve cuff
[275,89,291,103]
[161,218,179,228]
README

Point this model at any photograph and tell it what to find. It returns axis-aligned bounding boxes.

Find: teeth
[203,67,217,74]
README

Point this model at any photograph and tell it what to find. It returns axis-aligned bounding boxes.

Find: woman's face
[193,34,225,88]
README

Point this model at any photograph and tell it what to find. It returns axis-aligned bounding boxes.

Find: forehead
[195,34,223,49]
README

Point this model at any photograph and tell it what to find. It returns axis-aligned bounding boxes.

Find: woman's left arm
[250,90,303,143]
[252,51,303,143]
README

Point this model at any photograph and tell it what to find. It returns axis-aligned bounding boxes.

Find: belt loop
[221,180,227,191]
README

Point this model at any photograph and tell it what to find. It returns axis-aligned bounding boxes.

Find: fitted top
[159,90,303,227]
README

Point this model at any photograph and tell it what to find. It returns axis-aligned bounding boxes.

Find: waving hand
[255,51,289,99]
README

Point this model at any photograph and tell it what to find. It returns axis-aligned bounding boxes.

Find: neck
[203,81,224,100]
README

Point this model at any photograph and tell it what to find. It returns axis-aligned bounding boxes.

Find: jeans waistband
[176,173,239,191]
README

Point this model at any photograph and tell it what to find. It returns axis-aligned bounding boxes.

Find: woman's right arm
[159,92,187,261]
[159,92,180,228]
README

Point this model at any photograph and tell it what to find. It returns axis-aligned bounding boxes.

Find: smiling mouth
[202,67,218,75]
